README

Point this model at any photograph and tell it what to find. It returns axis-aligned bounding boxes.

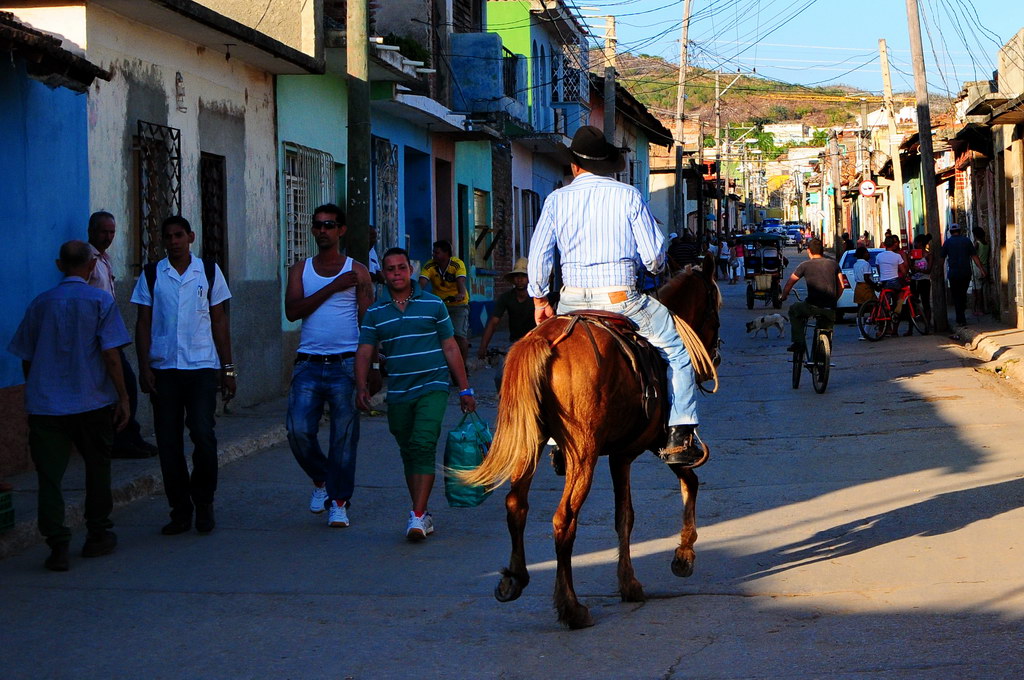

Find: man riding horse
[527,125,707,467]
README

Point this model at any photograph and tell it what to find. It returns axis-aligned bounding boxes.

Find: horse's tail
[458,333,551,490]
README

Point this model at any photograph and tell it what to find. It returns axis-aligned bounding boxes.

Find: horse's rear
[461,266,718,629]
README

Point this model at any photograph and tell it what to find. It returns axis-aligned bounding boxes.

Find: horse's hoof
[671,555,695,578]
[562,606,595,630]
[494,574,524,602]
[620,580,646,603]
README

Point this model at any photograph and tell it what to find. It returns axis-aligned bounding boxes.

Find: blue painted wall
[277,73,349,161]
[371,110,432,265]
[0,59,91,389]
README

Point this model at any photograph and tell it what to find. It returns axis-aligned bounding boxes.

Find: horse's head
[658,258,722,366]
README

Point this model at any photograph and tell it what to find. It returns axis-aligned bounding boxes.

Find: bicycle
[789,291,833,394]
[856,283,930,341]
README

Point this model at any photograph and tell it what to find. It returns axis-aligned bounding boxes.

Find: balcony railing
[502,47,519,99]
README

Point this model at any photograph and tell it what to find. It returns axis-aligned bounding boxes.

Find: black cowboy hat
[569,125,625,175]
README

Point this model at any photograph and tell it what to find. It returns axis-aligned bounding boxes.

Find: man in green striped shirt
[355,247,476,541]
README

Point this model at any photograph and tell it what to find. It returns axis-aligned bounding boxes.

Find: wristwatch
[459,388,474,397]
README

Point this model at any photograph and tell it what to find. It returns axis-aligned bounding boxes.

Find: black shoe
[549,446,566,477]
[195,504,215,534]
[903,330,914,337]
[161,518,192,535]
[786,343,803,353]
[44,544,70,572]
[81,530,118,558]
[111,441,158,459]
[658,426,709,468]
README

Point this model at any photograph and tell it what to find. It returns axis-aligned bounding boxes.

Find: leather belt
[295,352,355,364]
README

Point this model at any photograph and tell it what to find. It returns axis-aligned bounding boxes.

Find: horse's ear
[701,254,715,280]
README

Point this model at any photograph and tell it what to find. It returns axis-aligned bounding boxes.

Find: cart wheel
[746,285,755,310]
[771,283,782,309]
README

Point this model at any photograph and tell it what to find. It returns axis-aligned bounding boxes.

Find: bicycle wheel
[857,300,887,341]
[811,332,831,393]
[791,345,804,389]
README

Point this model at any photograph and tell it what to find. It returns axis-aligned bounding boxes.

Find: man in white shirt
[876,235,907,290]
[527,125,704,467]
[87,211,158,459]
[284,204,373,528]
[131,216,234,536]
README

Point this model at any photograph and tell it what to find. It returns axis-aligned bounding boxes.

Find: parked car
[837,247,884,318]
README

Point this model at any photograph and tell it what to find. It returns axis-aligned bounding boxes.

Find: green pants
[28,407,114,548]
[789,302,835,350]
[387,390,448,476]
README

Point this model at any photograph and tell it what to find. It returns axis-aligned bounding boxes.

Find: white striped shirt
[527,172,665,297]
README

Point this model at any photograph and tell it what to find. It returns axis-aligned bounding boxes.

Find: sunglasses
[312,220,339,230]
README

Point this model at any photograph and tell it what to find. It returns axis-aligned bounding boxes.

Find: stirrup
[658,431,710,469]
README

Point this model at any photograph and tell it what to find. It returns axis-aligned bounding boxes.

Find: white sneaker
[309,486,328,513]
[406,511,434,541]
[327,500,350,527]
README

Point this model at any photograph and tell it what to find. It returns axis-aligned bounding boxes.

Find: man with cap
[941,223,986,328]
[527,125,706,467]
[477,257,537,391]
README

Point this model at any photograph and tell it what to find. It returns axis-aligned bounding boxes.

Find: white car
[837,248,884,317]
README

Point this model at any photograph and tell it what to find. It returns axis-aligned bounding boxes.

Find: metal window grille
[550,52,560,101]
[502,48,519,99]
[372,137,400,252]
[562,41,587,103]
[283,142,334,266]
[521,190,540,258]
[136,120,182,263]
[199,153,228,275]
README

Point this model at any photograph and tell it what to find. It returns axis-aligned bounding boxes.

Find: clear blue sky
[572,0,1022,96]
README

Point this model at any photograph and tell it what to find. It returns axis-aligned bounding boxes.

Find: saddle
[548,310,666,419]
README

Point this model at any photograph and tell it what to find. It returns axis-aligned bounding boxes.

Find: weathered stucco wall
[85,6,284,404]
[198,0,320,58]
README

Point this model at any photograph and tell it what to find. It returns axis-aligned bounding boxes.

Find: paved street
[4,257,1024,678]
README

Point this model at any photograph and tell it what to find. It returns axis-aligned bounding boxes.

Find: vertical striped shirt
[358,284,455,403]
[527,172,665,297]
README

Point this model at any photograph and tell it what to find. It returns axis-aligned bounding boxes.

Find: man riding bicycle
[779,238,844,352]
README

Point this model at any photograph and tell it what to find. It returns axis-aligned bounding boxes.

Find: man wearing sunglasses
[285,204,374,529]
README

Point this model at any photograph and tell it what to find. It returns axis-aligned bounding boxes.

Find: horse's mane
[660,265,722,310]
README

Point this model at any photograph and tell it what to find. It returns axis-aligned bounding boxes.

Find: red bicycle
[856,284,930,341]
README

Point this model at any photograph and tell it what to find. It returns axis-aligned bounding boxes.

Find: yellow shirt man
[420,256,469,306]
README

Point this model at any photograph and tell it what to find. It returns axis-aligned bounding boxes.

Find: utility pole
[880,38,907,247]
[829,129,843,258]
[906,0,948,331]
[346,0,370,266]
[603,15,616,144]
[674,0,693,239]
[860,97,871,242]
[714,72,721,238]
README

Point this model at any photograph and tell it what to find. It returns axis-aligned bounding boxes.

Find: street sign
[859,180,877,197]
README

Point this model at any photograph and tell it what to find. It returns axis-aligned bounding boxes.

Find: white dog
[745,313,788,338]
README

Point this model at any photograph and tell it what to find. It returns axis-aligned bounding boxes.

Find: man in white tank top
[284,204,374,528]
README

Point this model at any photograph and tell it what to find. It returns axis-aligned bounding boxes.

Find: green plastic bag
[444,412,493,508]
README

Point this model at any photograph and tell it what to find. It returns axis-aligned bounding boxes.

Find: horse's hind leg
[610,456,644,603]
[494,462,537,603]
[670,466,699,578]
[553,445,598,629]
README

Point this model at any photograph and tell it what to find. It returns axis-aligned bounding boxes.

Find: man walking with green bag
[355,247,475,541]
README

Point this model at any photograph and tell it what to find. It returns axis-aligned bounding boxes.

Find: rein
[672,313,719,394]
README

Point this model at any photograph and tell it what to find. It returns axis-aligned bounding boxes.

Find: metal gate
[137,120,182,263]
[373,137,399,252]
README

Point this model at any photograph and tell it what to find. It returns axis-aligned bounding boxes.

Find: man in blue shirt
[527,125,704,467]
[8,241,130,571]
[941,223,986,327]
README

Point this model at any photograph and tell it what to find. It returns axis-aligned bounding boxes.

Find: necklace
[393,293,413,306]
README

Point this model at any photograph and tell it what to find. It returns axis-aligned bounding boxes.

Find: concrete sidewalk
[950,318,1024,389]
[0,395,290,559]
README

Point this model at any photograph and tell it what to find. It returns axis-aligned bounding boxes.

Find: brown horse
[460,260,721,629]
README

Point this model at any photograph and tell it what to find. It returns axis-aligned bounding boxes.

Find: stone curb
[951,325,1024,388]
[0,423,287,560]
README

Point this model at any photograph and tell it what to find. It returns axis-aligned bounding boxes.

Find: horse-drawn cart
[738,232,787,309]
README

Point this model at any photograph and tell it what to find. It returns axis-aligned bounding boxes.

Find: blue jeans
[557,288,698,426]
[286,357,360,504]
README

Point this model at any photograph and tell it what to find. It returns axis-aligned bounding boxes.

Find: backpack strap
[203,257,216,302]
[144,262,158,300]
